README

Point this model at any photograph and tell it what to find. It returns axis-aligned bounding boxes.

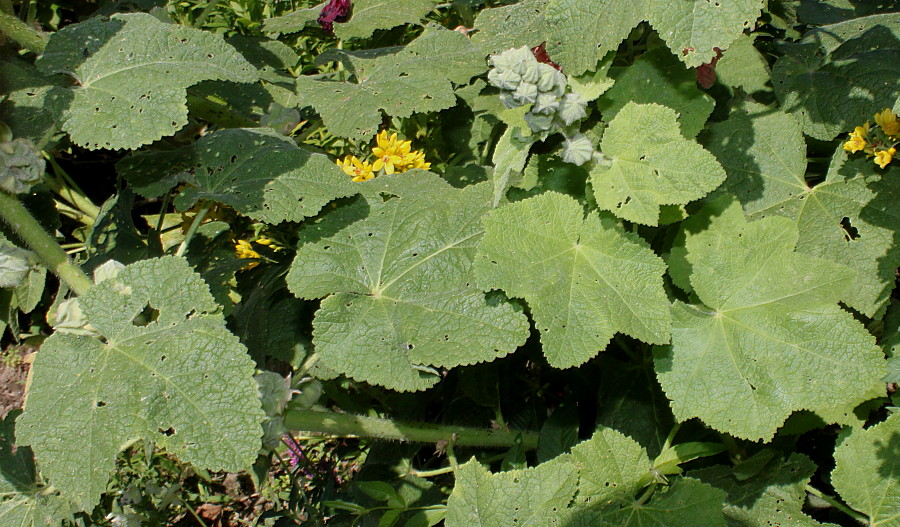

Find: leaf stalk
[0,9,47,54]
[283,409,539,450]
[0,190,93,296]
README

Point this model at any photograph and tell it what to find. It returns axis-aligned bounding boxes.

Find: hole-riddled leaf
[37,13,257,150]
[17,257,265,511]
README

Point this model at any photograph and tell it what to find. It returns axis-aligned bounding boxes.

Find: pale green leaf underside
[17,257,264,511]
[598,49,714,138]
[656,197,886,441]
[591,103,726,226]
[475,191,670,369]
[297,26,485,141]
[287,174,529,391]
[172,128,357,223]
[471,0,551,56]
[772,13,900,140]
[832,413,900,526]
[545,0,762,76]
[335,0,441,40]
[692,453,834,527]
[37,13,257,150]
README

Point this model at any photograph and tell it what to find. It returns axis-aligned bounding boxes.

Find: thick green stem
[0,191,93,296]
[175,204,211,258]
[284,409,539,450]
[0,10,47,54]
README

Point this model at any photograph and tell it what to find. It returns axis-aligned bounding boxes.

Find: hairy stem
[0,191,93,296]
[284,409,540,450]
[0,10,47,54]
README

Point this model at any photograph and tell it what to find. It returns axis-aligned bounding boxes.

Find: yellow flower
[337,155,375,182]
[874,108,900,137]
[371,131,411,175]
[234,240,261,270]
[874,147,896,169]
[843,124,870,153]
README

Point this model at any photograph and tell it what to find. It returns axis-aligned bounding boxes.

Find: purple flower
[318,0,351,35]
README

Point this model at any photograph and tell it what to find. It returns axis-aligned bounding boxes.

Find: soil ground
[0,345,32,418]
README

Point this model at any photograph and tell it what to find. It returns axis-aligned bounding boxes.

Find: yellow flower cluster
[234,237,283,271]
[336,131,431,182]
[844,108,899,169]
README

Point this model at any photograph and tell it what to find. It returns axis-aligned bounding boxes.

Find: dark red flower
[695,47,723,89]
[531,42,562,71]
[318,0,351,35]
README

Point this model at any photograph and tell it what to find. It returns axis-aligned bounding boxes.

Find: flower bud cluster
[487,47,591,165]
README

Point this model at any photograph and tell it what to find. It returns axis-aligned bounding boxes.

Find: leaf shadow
[874,430,899,482]
[774,22,900,138]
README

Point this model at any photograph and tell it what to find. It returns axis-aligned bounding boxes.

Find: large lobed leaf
[287,173,529,391]
[37,13,257,150]
[471,0,552,56]
[545,0,763,76]
[296,26,485,141]
[17,257,265,511]
[265,0,440,40]
[658,196,886,441]
[474,191,670,369]
[591,102,726,226]
[706,104,900,317]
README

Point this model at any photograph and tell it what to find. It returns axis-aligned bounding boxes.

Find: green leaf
[884,300,900,383]
[569,427,651,507]
[475,191,670,368]
[335,0,441,40]
[832,413,900,526]
[598,48,715,138]
[263,2,325,34]
[595,357,675,458]
[17,256,265,511]
[591,102,726,226]
[656,196,887,441]
[592,478,727,527]
[692,452,838,527]
[715,33,771,93]
[171,128,357,223]
[545,0,763,76]
[296,26,485,141]
[471,0,551,56]
[37,13,257,150]
[287,174,529,391]
[772,13,900,140]
[0,56,63,145]
[445,455,578,527]
[536,405,579,463]
[708,109,900,318]
[704,102,808,217]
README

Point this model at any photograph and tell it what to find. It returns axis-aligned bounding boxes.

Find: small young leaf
[832,413,900,526]
[591,102,726,226]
